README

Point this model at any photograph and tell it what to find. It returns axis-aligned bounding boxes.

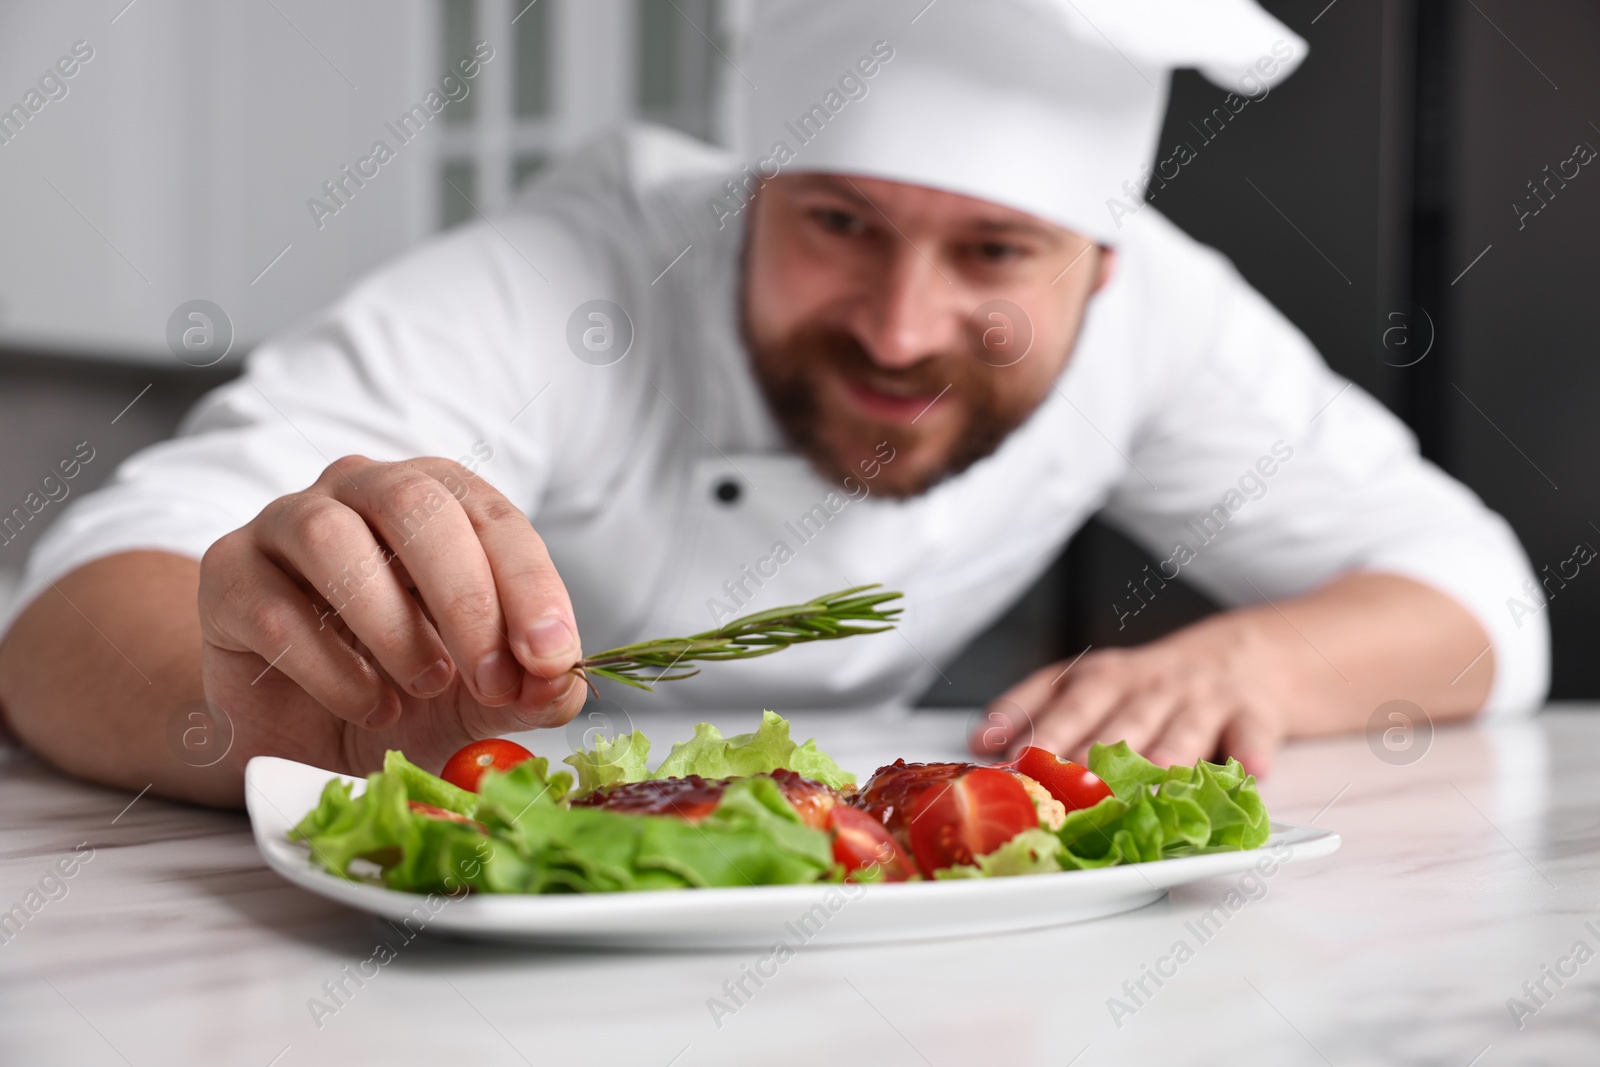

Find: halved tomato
[1006,747,1114,812]
[905,767,1037,877]
[440,738,535,793]
[828,805,916,882]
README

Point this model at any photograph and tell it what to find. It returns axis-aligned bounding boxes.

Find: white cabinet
[0,0,736,364]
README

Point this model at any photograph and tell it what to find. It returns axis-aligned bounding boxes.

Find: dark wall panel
[1058,0,1406,659]
[1452,1,1600,696]
[932,0,1600,702]
[0,351,237,564]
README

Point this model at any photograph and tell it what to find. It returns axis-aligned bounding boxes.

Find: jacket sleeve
[1098,257,1549,718]
[0,217,583,642]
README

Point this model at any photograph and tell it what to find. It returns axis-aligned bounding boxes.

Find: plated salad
[289,711,1272,894]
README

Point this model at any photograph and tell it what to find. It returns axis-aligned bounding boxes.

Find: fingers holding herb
[314,456,539,708]
[437,462,583,683]
[197,454,586,781]
[198,536,401,727]
[245,485,450,705]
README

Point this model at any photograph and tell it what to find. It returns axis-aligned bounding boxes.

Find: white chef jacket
[3,126,1548,716]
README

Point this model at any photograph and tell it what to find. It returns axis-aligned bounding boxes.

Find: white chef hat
[741,0,1308,244]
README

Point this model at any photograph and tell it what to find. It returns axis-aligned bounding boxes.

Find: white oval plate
[246,755,1340,949]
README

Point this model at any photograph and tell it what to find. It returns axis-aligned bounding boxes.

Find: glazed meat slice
[766,768,841,829]
[849,760,976,848]
[853,760,1059,850]
[571,770,842,829]
[570,775,728,822]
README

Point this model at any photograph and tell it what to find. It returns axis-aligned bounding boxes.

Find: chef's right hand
[197,455,587,777]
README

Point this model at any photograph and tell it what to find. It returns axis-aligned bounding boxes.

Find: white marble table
[1,703,1596,1067]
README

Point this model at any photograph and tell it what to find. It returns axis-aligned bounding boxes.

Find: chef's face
[742,173,1115,499]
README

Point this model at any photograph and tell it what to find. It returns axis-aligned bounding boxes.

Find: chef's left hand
[970,616,1289,778]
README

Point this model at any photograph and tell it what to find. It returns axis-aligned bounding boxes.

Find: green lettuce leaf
[290,772,416,880]
[1175,758,1271,850]
[1056,795,1132,861]
[933,828,1065,879]
[635,777,833,888]
[288,724,1272,896]
[289,751,562,892]
[567,710,855,793]
[383,750,481,816]
[292,744,831,895]
[1049,743,1272,868]
[474,753,578,831]
[787,739,856,792]
[383,814,496,895]
[1087,741,1167,799]
[562,730,650,796]
[482,803,667,893]
[288,767,494,893]
[649,721,736,779]
[473,756,654,893]
[474,773,831,893]
[290,777,358,841]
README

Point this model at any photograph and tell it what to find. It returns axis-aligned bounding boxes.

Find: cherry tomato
[828,805,916,882]
[852,760,969,843]
[906,767,1038,877]
[440,739,535,793]
[1006,747,1114,812]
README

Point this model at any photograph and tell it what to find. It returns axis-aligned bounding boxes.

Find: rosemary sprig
[573,584,904,694]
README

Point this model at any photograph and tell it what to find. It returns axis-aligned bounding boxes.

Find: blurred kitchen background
[0,1,1596,699]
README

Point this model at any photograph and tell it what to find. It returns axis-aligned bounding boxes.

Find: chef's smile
[837,374,943,425]
[742,172,1114,499]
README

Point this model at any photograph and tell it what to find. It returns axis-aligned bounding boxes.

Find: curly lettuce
[289,745,832,894]
[287,719,1270,896]
[565,709,855,794]
[939,742,1272,876]
[932,829,1066,879]
[288,754,499,893]
[1053,741,1270,868]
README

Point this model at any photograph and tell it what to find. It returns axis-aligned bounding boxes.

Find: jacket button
[713,478,742,505]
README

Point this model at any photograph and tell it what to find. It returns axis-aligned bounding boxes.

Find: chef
[0,0,1547,806]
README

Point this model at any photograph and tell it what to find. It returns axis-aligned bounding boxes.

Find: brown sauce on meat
[849,760,984,846]
[570,775,727,822]
[572,769,841,829]
[766,768,839,830]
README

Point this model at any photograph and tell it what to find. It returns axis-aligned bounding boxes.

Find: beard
[742,311,1040,501]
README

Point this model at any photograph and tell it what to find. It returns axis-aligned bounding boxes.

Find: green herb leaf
[574,585,902,693]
